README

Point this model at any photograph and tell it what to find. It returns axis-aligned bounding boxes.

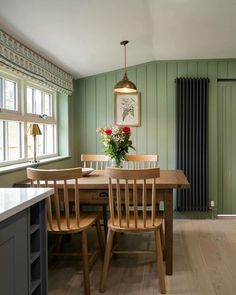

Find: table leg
[102,204,108,238]
[164,189,173,275]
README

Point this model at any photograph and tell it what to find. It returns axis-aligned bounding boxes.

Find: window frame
[0,68,58,167]
[0,71,21,115]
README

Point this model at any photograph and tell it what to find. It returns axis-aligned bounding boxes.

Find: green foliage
[96,126,135,167]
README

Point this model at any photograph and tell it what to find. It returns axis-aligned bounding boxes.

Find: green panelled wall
[218,82,236,214]
[74,59,236,209]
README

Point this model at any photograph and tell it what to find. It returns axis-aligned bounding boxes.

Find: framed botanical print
[115,92,141,126]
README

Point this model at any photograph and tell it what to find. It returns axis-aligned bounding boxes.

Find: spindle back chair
[27,167,104,295]
[100,167,166,294]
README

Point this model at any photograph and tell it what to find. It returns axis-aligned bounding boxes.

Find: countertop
[0,188,53,222]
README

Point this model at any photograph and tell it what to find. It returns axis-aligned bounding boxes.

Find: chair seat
[48,212,99,233]
[108,213,163,232]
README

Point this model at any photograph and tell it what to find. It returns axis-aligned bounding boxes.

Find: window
[26,87,53,117]
[0,69,57,167]
[0,77,18,111]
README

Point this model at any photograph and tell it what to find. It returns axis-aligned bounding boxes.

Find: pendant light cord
[124,43,127,74]
[120,40,129,76]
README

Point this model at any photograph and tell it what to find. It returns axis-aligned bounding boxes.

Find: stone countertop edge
[0,188,53,222]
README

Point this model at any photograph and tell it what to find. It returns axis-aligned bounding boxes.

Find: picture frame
[114,92,141,126]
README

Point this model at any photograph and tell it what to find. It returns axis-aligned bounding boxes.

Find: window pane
[7,121,21,160]
[0,121,3,161]
[27,129,34,160]
[34,89,42,115]
[27,87,33,113]
[27,123,43,159]
[0,78,2,108]
[4,80,17,110]
[45,124,55,154]
[37,124,44,156]
[44,93,52,116]
[27,123,55,159]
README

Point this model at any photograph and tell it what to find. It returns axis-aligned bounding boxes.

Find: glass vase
[110,157,123,168]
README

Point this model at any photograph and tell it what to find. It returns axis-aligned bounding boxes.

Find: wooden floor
[48,219,236,295]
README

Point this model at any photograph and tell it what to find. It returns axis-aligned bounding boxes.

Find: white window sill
[0,156,71,175]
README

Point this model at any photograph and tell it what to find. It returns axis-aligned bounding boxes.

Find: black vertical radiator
[176,78,209,211]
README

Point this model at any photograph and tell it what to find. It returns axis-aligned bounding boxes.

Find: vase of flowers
[96,125,135,168]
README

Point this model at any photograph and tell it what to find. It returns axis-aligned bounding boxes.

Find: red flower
[105,128,112,135]
[122,126,131,134]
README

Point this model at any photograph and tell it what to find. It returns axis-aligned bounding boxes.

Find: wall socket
[210,200,215,207]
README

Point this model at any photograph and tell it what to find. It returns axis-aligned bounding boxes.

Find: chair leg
[81,230,90,295]
[95,218,105,258]
[160,224,165,260]
[155,229,166,294]
[100,228,115,293]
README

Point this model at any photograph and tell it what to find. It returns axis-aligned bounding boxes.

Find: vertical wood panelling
[197,62,208,77]
[136,65,147,153]
[157,62,168,168]
[116,69,124,83]
[218,62,228,78]
[217,84,223,213]
[187,62,198,76]
[224,86,232,212]
[207,61,218,209]
[232,85,236,212]
[218,82,236,214]
[75,59,236,211]
[167,63,177,169]
[177,62,188,77]
[85,77,96,153]
[106,72,116,126]
[96,75,106,153]
[127,68,138,152]
[146,63,157,154]
[227,61,236,77]
[77,79,86,154]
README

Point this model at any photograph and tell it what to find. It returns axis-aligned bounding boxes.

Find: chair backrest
[125,154,159,168]
[106,167,160,230]
[81,154,109,170]
[27,167,82,231]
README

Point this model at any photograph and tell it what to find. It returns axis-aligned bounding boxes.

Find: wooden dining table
[14,169,189,275]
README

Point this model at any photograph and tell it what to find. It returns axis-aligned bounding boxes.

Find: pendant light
[114,40,137,93]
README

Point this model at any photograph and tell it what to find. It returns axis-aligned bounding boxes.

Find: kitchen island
[0,188,53,295]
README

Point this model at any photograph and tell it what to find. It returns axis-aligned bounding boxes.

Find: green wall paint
[218,82,236,214]
[74,59,236,210]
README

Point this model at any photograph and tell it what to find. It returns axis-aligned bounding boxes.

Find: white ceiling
[0,0,236,78]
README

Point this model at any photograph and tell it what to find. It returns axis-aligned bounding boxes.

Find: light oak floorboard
[49,219,236,295]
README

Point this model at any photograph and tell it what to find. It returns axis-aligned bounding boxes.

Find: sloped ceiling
[0,0,235,78]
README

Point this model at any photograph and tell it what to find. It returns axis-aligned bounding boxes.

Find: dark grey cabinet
[0,200,47,295]
[0,210,28,295]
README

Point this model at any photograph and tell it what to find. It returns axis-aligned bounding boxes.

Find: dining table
[14,169,189,276]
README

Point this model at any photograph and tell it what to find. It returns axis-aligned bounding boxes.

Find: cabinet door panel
[0,210,28,295]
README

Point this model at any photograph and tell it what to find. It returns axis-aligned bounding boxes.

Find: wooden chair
[81,154,110,237]
[125,154,159,168]
[81,154,109,170]
[27,167,105,295]
[100,167,166,294]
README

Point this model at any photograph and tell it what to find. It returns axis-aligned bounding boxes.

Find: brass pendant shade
[114,40,137,93]
[114,73,137,93]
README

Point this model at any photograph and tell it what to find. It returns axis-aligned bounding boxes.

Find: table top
[0,188,53,222]
[14,169,189,190]
[77,170,189,189]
